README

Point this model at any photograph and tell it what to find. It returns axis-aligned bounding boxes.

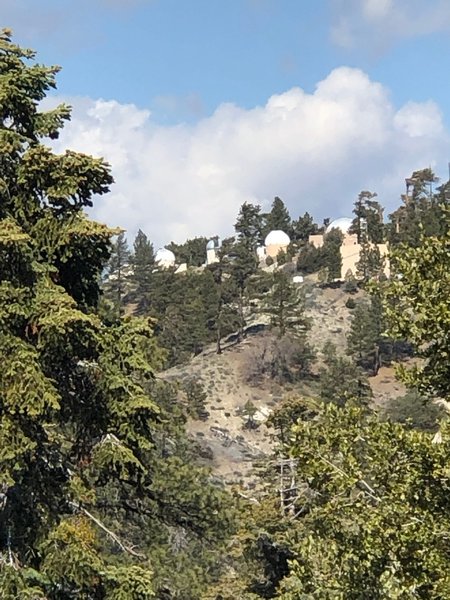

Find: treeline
[103,198,322,367]
[103,167,448,367]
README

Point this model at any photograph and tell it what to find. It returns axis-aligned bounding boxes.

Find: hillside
[161,280,407,486]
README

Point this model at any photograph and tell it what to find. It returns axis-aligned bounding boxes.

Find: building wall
[309,234,324,248]
[341,242,390,279]
[206,248,218,265]
[308,233,390,279]
[266,243,289,258]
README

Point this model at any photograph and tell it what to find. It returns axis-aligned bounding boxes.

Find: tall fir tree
[130,228,154,313]
[291,211,317,243]
[260,270,308,338]
[0,30,235,599]
[387,168,444,246]
[234,201,263,251]
[356,239,385,283]
[321,228,344,280]
[346,299,383,375]
[349,190,385,243]
[320,342,372,405]
[263,196,291,236]
[103,231,130,317]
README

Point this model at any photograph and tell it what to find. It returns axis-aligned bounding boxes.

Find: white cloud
[362,0,393,20]
[331,0,450,50]
[49,67,449,245]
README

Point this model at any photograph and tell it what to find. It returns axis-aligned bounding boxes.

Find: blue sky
[4,0,450,243]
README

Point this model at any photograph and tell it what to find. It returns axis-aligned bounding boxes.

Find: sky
[4,0,450,244]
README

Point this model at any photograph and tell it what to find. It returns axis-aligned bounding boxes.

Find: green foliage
[342,269,358,293]
[387,168,446,247]
[321,227,344,280]
[235,201,264,251]
[263,197,291,236]
[382,208,450,399]
[356,239,385,282]
[168,235,209,267]
[0,31,236,599]
[349,190,385,243]
[291,211,317,243]
[346,297,383,375]
[276,405,450,598]
[260,270,309,338]
[382,390,445,433]
[183,379,210,421]
[320,342,372,406]
[103,231,130,318]
[296,242,322,274]
[130,229,155,313]
[221,404,450,598]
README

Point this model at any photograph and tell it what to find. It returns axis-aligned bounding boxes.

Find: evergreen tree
[387,168,444,246]
[383,389,445,433]
[130,229,154,313]
[0,31,235,598]
[207,241,240,354]
[260,270,308,338]
[234,202,263,251]
[103,231,130,317]
[291,211,317,243]
[167,235,209,267]
[346,299,383,375]
[263,196,291,236]
[356,239,385,283]
[319,342,372,405]
[296,241,322,274]
[349,190,384,243]
[321,228,344,280]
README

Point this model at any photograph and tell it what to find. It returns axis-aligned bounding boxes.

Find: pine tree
[263,196,291,235]
[167,235,209,267]
[321,228,344,280]
[297,241,322,273]
[320,342,372,405]
[103,231,130,317]
[130,229,154,313]
[387,168,444,247]
[260,270,308,338]
[0,30,235,598]
[349,191,384,243]
[207,241,240,354]
[291,211,317,243]
[356,239,385,283]
[346,298,383,375]
[234,201,263,251]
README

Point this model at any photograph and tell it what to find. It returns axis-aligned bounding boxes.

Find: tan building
[264,230,290,258]
[309,217,389,279]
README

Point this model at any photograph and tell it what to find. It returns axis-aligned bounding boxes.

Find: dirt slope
[160,282,406,484]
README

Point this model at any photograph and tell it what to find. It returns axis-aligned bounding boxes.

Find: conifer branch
[69,501,146,559]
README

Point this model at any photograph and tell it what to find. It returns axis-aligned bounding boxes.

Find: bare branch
[69,501,146,559]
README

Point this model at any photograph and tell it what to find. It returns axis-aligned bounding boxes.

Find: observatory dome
[155,248,176,267]
[325,217,353,235]
[264,230,290,247]
[206,238,221,250]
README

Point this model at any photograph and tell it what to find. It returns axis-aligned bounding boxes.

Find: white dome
[155,248,176,266]
[206,238,221,250]
[264,230,290,246]
[326,217,353,235]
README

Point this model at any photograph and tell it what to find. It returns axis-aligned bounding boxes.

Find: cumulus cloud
[331,0,450,50]
[49,67,449,245]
